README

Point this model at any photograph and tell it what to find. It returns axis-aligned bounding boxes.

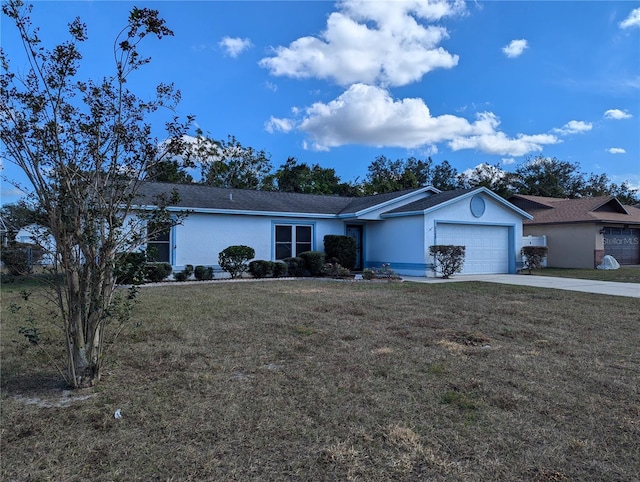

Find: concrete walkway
[402,274,640,298]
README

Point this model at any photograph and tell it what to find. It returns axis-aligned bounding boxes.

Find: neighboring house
[136,182,532,277]
[14,224,56,265]
[508,194,640,268]
[0,215,10,247]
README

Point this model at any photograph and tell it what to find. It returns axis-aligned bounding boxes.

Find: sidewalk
[401,274,640,298]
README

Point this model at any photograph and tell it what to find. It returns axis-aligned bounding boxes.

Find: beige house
[508,195,640,268]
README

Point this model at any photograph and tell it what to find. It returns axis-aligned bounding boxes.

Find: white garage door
[437,224,509,274]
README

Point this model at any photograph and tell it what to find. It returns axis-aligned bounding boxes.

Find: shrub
[362,263,399,281]
[144,262,172,283]
[284,257,306,277]
[362,268,376,280]
[375,263,397,279]
[249,260,274,278]
[114,251,147,284]
[1,242,44,276]
[194,265,214,281]
[429,245,465,279]
[218,245,255,278]
[299,251,325,276]
[174,264,194,282]
[321,262,352,278]
[324,235,356,270]
[521,246,548,274]
[272,261,289,278]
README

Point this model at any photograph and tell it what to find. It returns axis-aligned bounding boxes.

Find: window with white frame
[275,224,312,259]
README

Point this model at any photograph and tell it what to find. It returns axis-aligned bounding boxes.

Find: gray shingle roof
[136,182,427,216]
[341,187,428,214]
[383,188,473,214]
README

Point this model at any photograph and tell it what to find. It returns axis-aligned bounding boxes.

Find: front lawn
[1,280,638,481]
[529,266,640,283]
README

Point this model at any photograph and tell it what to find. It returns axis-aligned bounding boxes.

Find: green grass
[1,279,639,481]
[528,266,640,283]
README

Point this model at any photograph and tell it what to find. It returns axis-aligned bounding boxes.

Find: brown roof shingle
[509,195,640,225]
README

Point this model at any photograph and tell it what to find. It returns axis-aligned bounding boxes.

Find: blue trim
[508,226,515,273]
[366,261,429,271]
[380,211,424,218]
[271,221,317,260]
[167,206,337,219]
[345,222,366,270]
[170,223,177,265]
[434,219,516,228]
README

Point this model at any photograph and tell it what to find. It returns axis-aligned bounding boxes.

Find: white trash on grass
[597,255,620,270]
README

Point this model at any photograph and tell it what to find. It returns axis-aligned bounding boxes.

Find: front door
[346,224,364,271]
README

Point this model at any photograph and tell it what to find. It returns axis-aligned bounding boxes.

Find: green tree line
[147,135,639,204]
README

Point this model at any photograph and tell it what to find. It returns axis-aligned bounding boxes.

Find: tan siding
[523,224,600,268]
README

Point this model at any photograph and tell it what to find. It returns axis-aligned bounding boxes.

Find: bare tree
[1,1,192,388]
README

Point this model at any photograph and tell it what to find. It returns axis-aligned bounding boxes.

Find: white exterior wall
[316,219,350,251]
[173,212,344,268]
[14,224,56,265]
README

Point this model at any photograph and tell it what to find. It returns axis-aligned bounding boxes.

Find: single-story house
[136,182,532,277]
[0,215,9,247]
[13,223,56,265]
[508,194,640,268]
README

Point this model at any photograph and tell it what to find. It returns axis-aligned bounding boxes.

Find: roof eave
[382,187,533,219]
[340,186,440,218]
[164,206,340,219]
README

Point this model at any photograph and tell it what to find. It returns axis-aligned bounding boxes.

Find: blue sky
[1,0,639,204]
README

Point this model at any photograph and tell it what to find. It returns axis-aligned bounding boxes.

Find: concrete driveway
[402,274,640,298]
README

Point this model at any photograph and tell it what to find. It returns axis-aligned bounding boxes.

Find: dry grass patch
[1,279,639,481]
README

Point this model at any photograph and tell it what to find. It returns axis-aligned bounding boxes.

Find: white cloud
[449,131,559,156]
[604,109,633,120]
[259,0,465,87]
[608,147,626,154]
[265,81,278,92]
[501,158,516,165]
[619,8,640,29]
[265,116,294,134]
[502,39,528,58]
[553,120,593,135]
[276,84,559,156]
[219,37,253,58]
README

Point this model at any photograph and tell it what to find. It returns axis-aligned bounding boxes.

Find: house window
[147,223,171,263]
[275,224,312,259]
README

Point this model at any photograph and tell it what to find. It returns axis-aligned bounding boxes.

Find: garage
[437,224,510,274]
[604,227,640,265]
